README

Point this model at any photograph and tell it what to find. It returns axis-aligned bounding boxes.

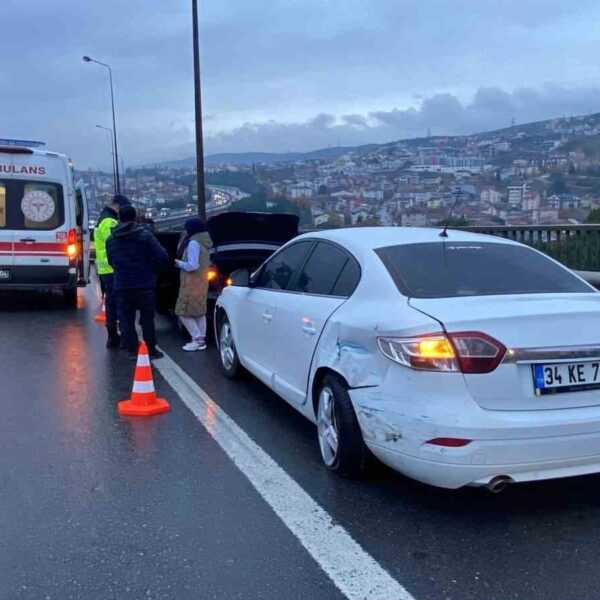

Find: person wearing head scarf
[175,217,213,351]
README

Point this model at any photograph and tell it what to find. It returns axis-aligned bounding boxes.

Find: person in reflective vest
[94,194,131,348]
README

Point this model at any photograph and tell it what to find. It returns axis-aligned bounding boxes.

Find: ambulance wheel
[63,288,78,309]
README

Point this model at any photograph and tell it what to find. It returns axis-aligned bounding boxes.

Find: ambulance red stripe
[0,241,69,255]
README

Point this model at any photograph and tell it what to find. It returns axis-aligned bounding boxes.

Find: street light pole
[95,125,117,194]
[192,0,207,221]
[83,56,121,194]
[120,155,126,196]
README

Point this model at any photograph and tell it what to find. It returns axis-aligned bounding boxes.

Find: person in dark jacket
[106,205,169,360]
[94,194,131,348]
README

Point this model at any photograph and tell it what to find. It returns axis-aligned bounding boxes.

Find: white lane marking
[153,351,415,600]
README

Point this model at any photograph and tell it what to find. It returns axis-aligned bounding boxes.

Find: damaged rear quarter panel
[308,291,442,417]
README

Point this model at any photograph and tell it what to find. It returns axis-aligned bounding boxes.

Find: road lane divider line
[153,350,415,600]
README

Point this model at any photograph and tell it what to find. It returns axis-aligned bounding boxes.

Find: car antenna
[439,187,462,238]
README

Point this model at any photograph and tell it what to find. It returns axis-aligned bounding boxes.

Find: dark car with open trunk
[154,212,299,315]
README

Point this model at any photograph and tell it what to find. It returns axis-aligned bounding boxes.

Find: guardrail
[153,217,600,274]
[154,214,189,232]
[457,224,600,271]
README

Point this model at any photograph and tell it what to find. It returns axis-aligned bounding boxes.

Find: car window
[293,242,354,296]
[75,190,84,227]
[377,241,592,298]
[254,241,313,290]
[331,257,361,297]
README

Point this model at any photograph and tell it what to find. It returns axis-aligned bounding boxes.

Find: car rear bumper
[349,369,600,489]
[366,432,600,489]
[0,265,77,291]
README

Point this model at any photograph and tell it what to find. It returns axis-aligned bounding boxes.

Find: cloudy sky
[2,0,600,169]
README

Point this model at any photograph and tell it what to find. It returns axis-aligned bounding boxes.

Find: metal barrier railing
[456,225,600,271]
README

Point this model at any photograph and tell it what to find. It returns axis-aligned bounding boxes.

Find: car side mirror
[230,269,251,287]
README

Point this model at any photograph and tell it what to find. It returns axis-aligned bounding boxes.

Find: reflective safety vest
[94,215,118,275]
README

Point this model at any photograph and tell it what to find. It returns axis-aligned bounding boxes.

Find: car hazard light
[378,332,506,374]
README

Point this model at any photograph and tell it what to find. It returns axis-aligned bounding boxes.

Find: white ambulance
[0,142,91,307]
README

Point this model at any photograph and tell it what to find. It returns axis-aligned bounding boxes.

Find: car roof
[295,226,516,255]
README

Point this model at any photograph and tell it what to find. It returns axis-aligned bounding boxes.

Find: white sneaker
[182,341,207,352]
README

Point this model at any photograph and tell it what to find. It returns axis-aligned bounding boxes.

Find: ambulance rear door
[10,152,71,285]
[0,179,13,282]
[75,183,90,285]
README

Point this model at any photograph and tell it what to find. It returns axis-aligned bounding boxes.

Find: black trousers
[99,273,119,340]
[119,289,158,353]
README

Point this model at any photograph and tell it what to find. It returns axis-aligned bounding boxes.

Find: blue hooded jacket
[106,222,169,291]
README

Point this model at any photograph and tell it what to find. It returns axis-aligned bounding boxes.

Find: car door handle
[262,311,273,322]
[20,238,36,243]
[302,322,316,335]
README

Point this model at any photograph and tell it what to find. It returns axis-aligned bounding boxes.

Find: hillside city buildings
[80,113,600,228]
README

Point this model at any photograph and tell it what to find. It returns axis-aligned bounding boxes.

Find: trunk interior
[211,247,275,277]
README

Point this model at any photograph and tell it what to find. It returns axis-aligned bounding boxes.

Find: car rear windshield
[376,241,592,298]
[0,179,65,230]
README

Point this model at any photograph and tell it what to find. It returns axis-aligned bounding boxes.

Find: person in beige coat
[175,218,213,351]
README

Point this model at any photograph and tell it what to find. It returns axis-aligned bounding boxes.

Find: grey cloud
[204,84,600,154]
[3,0,600,167]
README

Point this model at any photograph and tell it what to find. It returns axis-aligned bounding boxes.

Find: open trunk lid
[207,212,299,248]
[410,293,600,411]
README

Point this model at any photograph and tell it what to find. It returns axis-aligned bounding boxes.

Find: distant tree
[296,195,312,211]
[318,184,329,195]
[353,216,381,228]
[228,195,267,212]
[165,198,187,210]
[205,171,265,195]
[436,216,470,227]
[550,176,568,195]
[325,213,344,229]
[585,208,600,224]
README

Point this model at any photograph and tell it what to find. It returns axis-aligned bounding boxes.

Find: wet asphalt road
[0,287,343,600]
[4,286,600,599]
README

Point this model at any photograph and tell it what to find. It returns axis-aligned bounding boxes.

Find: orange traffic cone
[118,342,170,416]
[94,299,107,323]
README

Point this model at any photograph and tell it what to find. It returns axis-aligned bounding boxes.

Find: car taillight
[448,332,506,374]
[378,332,505,374]
[207,267,217,282]
[378,334,458,372]
[66,229,79,261]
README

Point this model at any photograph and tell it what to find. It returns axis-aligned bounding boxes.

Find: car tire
[218,315,241,379]
[317,374,369,478]
[63,288,77,309]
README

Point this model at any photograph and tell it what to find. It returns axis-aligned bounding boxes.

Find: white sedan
[214,227,600,490]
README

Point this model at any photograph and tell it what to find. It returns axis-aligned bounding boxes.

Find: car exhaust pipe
[486,476,513,493]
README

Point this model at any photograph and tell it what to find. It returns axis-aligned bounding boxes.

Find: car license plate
[0,268,10,281]
[533,362,600,395]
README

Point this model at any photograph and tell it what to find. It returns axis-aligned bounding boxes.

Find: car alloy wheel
[316,374,370,478]
[218,316,241,378]
[317,386,339,466]
[220,322,235,368]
